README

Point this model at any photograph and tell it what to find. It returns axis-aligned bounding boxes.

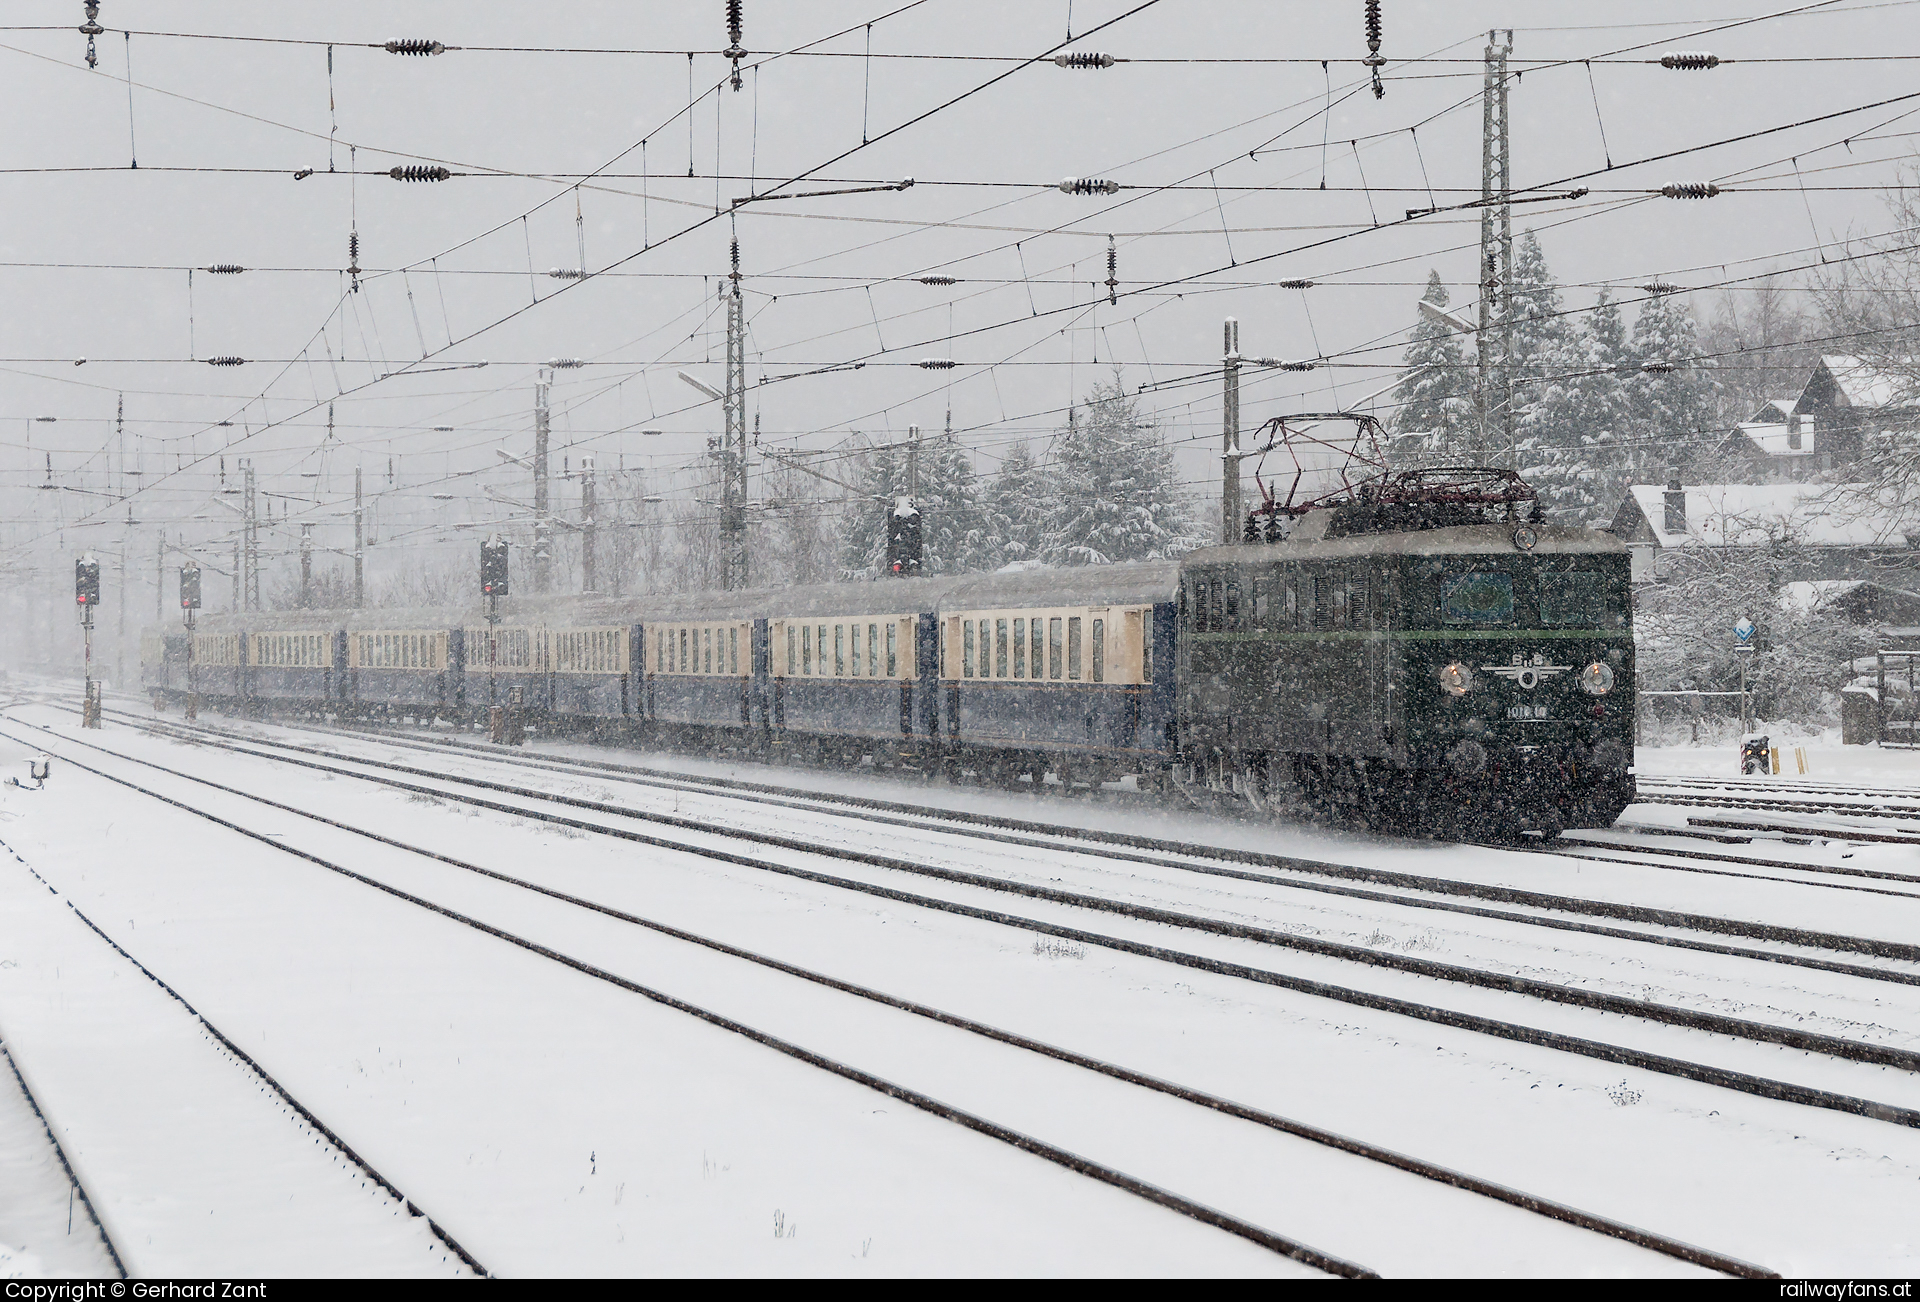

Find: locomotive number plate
[1506,704,1550,720]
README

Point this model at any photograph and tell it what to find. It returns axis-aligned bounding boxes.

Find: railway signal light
[481,535,510,596]
[886,498,923,577]
[75,555,100,607]
[179,564,201,610]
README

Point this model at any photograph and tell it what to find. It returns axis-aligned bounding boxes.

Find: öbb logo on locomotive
[1482,652,1572,691]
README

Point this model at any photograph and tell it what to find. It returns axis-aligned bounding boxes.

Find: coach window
[1048,618,1063,679]
[831,624,843,676]
[1178,582,1190,629]
[1012,618,1027,678]
[818,626,828,673]
[1225,580,1240,628]
[1253,580,1269,627]
[1067,616,1083,679]
[802,625,813,675]
[679,628,688,673]
[887,623,898,677]
[989,618,1004,678]
[960,621,974,678]
[1091,618,1106,683]
[1350,580,1371,630]
[1193,580,1209,632]
[850,624,863,677]
[729,627,739,675]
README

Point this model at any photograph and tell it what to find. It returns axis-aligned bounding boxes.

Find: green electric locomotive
[1176,467,1635,839]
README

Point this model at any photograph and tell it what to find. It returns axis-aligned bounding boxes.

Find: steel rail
[27,718,1920,1134]
[0,728,1774,1275]
[0,1035,126,1278]
[0,833,485,1277]
[0,730,1371,1277]
[105,708,1920,971]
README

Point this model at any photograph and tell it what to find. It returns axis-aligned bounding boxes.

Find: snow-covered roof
[1732,422,1814,458]
[1748,399,1796,423]
[1812,355,1917,410]
[1622,482,1907,548]
[1778,579,1866,613]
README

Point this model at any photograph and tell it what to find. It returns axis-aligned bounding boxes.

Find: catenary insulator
[391,165,452,181]
[1659,51,1719,69]
[549,267,587,279]
[203,264,246,275]
[548,358,585,369]
[1058,177,1121,195]
[1640,361,1679,375]
[81,1,102,68]
[916,358,958,370]
[1277,279,1315,290]
[917,275,959,285]
[385,39,446,55]
[205,357,247,367]
[1251,357,1318,371]
[1641,281,1679,295]
[1053,51,1116,68]
[1106,236,1118,305]
[1660,183,1720,199]
[1364,0,1385,97]
[726,0,745,90]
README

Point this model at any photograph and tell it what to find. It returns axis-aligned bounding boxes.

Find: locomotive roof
[1181,515,1626,564]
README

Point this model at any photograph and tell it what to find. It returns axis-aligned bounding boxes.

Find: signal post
[180,562,201,720]
[76,555,101,727]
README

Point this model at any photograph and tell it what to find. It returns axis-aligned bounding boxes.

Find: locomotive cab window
[1441,571,1515,625]
[1539,572,1606,627]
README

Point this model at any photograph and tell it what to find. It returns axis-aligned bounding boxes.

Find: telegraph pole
[581,455,597,593]
[299,524,313,607]
[242,459,259,610]
[1476,29,1515,468]
[720,239,749,589]
[1221,316,1242,543]
[533,370,552,593]
[353,466,365,608]
[906,424,921,504]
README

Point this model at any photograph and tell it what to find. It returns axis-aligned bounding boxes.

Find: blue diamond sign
[1734,617,1755,644]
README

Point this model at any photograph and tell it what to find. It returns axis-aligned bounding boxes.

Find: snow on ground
[5,704,1920,1273]
[1636,741,1920,788]
[0,1041,117,1278]
[0,719,1313,1277]
[0,777,471,1277]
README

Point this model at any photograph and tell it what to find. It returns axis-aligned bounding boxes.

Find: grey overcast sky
[4,0,1918,581]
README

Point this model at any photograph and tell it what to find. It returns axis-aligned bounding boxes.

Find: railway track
[31,710,1920,1137]
[100,706,1920,974]
[0,721,1782,1276]
[0,828,486,1277]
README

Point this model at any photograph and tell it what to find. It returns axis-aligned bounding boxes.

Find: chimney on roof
[1663,476,1687,535]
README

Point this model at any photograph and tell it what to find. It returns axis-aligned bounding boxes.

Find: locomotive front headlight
[1436,661,1473,696]
[1579,661,1615,696]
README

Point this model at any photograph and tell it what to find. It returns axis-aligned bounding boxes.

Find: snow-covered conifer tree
[837,426,984,577]
[980,440,1049,568]
[1626,290,1720,469]
[1391,271,1473,461]
[1040,376,1199,565]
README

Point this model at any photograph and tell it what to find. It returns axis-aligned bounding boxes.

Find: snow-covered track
[0,821,487,1277]
[1555,832,1920,897]
[42,714,1920,1142]
[105,709,1920,972]
[1,726,1400,1276]
[1638,774,1920,812]
[0,1035,125,1277]
[0,721,1788,1276]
